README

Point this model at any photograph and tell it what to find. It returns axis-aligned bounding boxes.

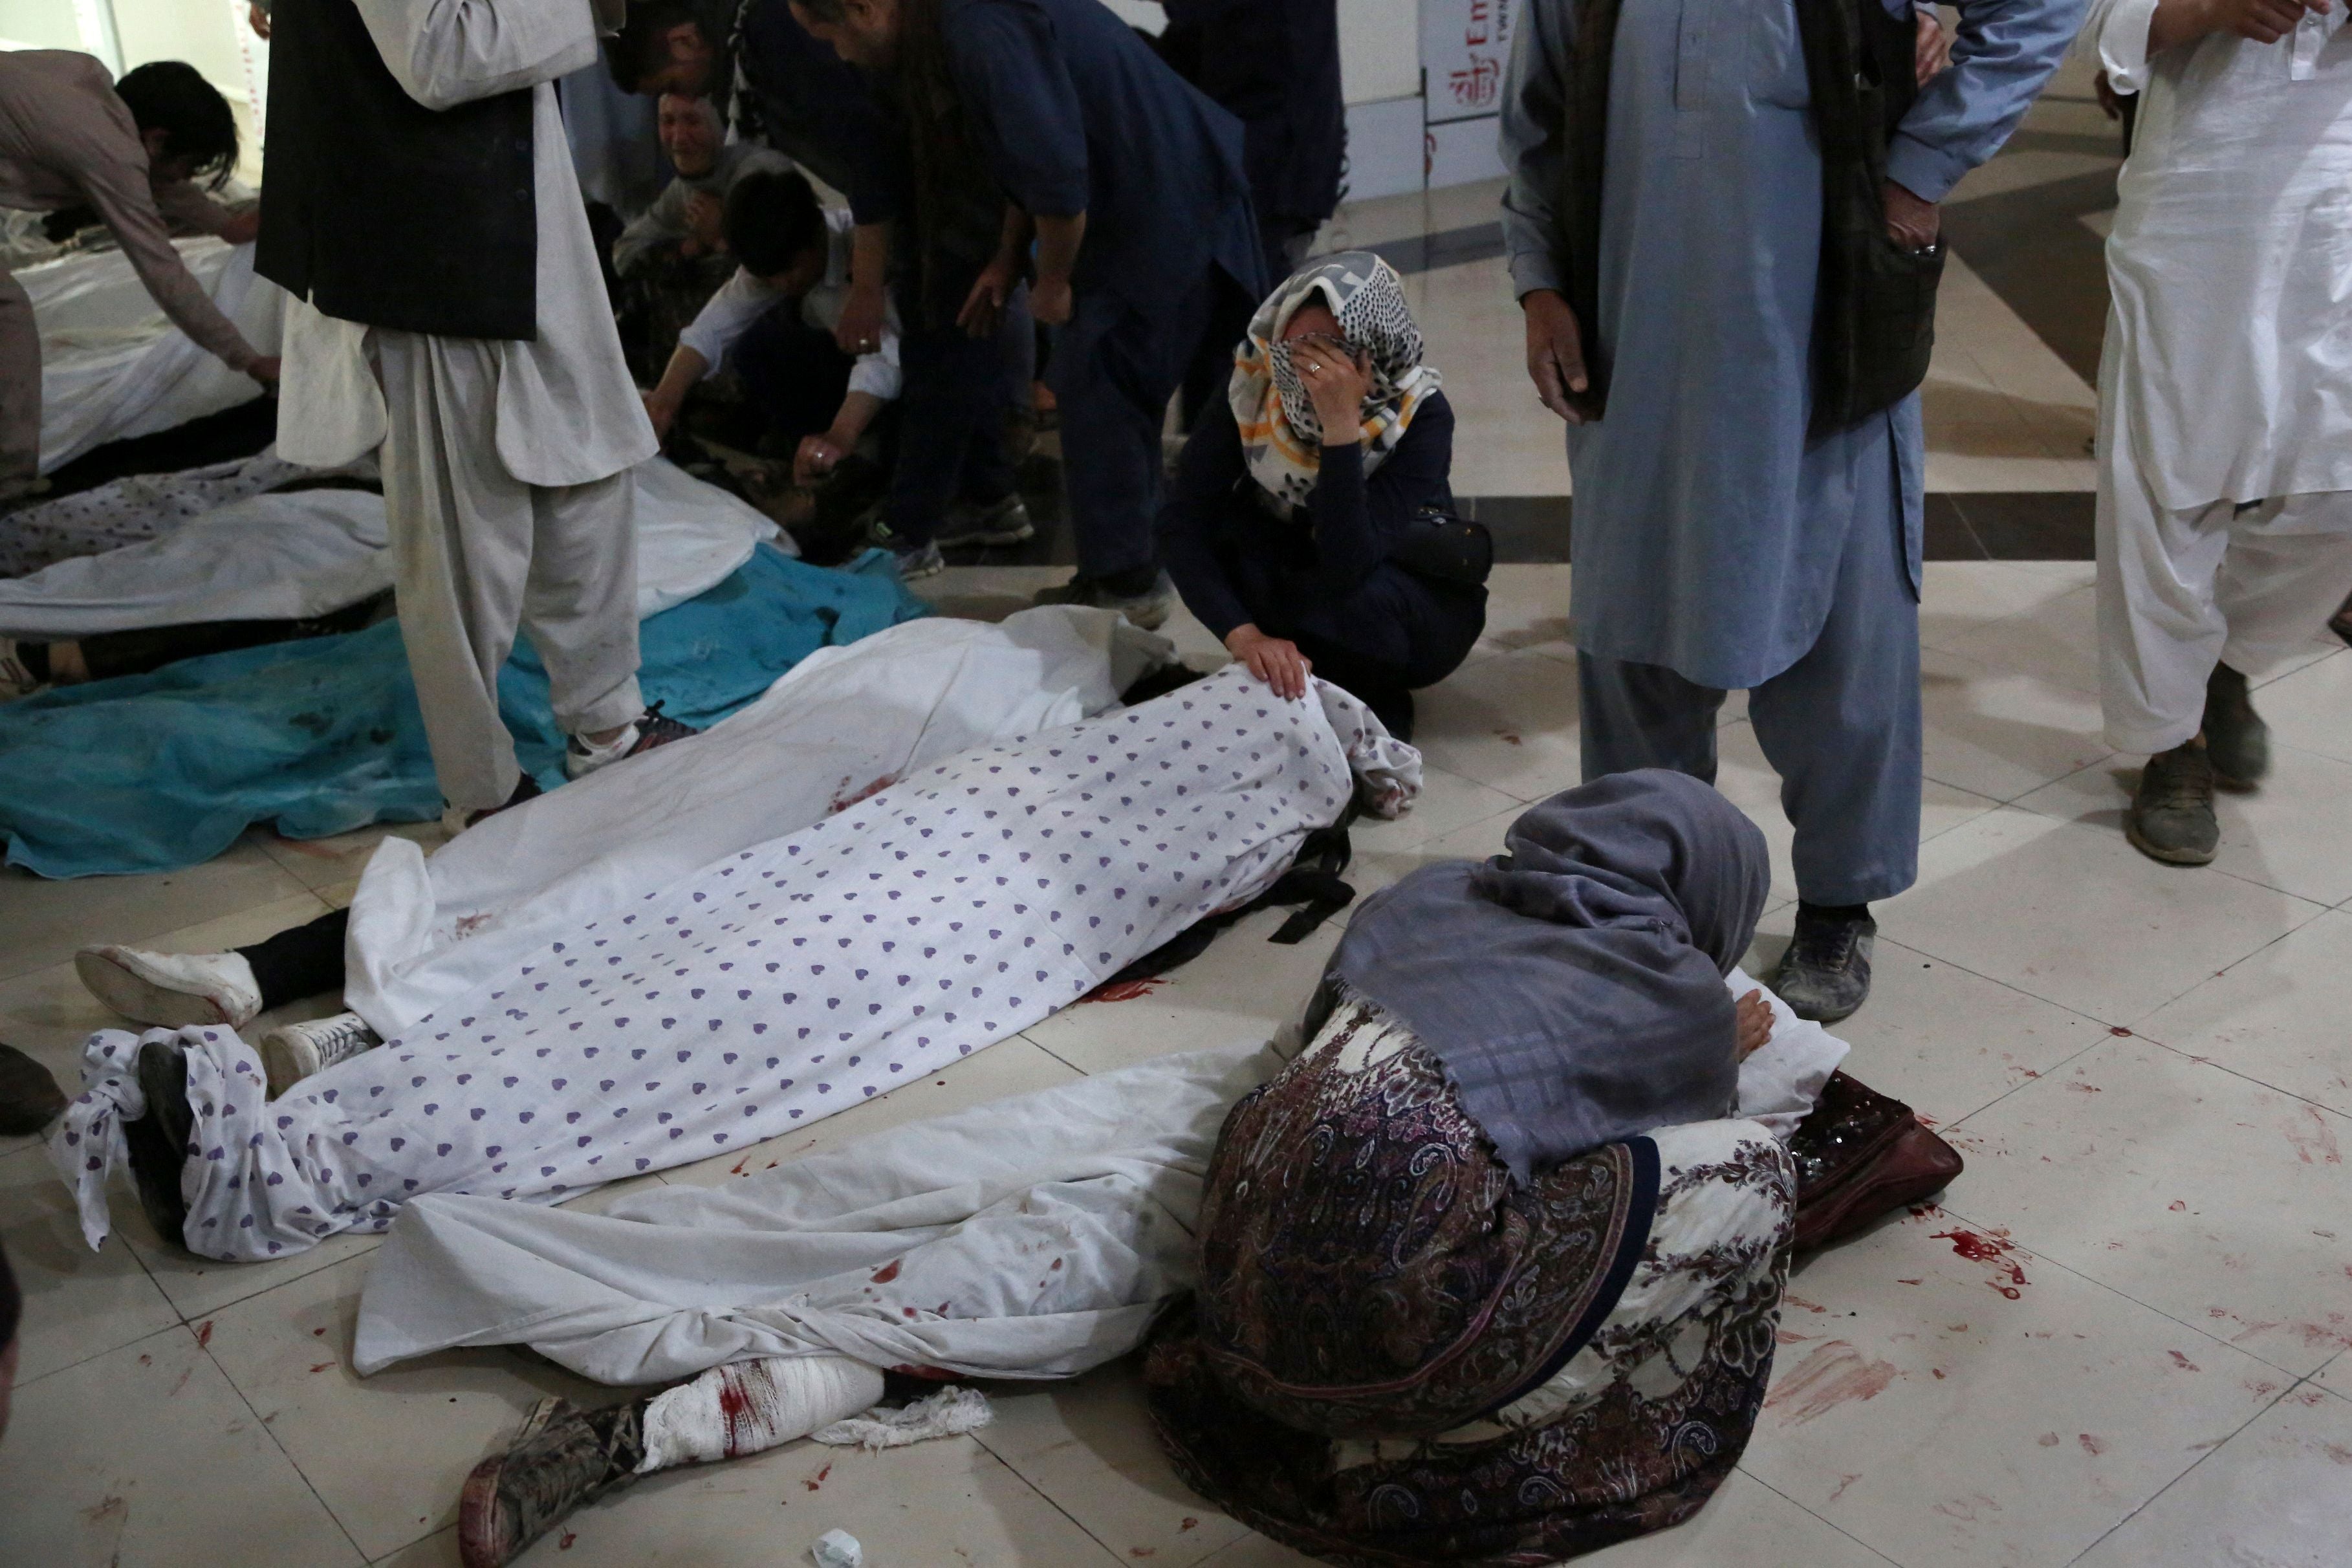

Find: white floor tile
[977,1362,1249,1568]
[1878,806,2325,1025]
[2069,1384,2352,1568]
[1917,646,2114,803]
[1939,582,2100,695]
[2133,908,2352,1120]
[1944,1038,2352,1378]
[1918,563,2095,653]
[196,1251,613,1562]
[1470,564,1574,655]
[2245,648,2352,767]
[0,1144,179,1384]
[374,1434,1122,1568]
[1794,936,2108,1127]
[2016,743,2352,908]
[254,820,448,895]
[1741,1212,2281,1568]
[1349,763,1524,857]
[1409,649,1580,801]
[0,1323,365,1567]
[1580,1472,1898,1566]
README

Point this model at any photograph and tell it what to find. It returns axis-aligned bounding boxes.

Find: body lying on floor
[38,728,1956,1565]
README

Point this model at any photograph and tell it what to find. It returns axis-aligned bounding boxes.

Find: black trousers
[235,908,349,1009]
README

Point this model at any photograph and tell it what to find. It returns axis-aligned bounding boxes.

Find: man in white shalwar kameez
[2086,0,2352,863]
[257,0,689,821]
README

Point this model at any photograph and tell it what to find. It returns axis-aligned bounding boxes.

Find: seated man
[0,55,279,500]
[640,169,898,530]
[609,93,790,380]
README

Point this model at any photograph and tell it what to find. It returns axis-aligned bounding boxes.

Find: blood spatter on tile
[1762,1339,1900,1428]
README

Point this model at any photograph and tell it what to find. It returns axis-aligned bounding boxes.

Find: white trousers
[376,332,644,811]
[2098,476,2352,755]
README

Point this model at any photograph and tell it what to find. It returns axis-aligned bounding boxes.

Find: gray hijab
[1326,770,1770,1181]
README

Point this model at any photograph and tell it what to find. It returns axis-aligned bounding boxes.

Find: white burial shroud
[54,632,1422,1260]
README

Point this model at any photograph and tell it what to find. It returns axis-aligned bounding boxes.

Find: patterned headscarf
[1227,252,1442,512]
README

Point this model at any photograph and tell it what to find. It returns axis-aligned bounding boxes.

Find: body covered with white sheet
[56,663,1418,1259]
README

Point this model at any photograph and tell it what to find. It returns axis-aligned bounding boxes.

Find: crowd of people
[0,0,2346,1562]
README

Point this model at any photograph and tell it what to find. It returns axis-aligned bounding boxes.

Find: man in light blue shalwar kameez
[1500,0,2078,1020]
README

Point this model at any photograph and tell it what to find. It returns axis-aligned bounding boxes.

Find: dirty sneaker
[0,1041,67,1137]
[869,521,945,581]
[931,494,1036,549]
[565,703,700,781]
[2201,663,2269,790]
[76,944,263,1029]
[259,1011,382,1098]
[2126,741,2218,866]
[457,1396,648,1568]
[1770,904,1878,1024]
[1033,571,1177,633]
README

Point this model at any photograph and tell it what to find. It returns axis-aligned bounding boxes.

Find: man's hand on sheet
[682,190,725,258]
[1520,289,1593,424]
[1225,624,1313,701]
[246,356,281,391]
[217,207,263,247]
[1736,989,1773,1061]
[1882,180,1941,249]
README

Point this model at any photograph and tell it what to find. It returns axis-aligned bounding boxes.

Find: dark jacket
[1157,0,1343,236]
[1158,392,1483,685]
[257,0,538,341]
[734,0,901,226]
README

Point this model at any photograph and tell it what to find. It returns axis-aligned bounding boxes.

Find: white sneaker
[76,945,263,1028]
[259,1011,381,1098]
[0,637,49,702]
[563,721,640,780]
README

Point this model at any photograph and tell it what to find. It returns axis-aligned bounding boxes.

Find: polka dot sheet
[54,667,1421,1259]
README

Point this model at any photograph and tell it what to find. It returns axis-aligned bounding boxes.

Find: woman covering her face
[1157,252,1488,741]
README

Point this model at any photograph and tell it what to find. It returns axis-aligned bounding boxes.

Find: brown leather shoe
[0,1043,65,1136]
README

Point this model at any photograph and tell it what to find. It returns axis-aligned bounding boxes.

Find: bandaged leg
[636,1355,884,1473]
[2099,478,2352,754]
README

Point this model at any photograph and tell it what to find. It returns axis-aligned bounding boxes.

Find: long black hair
[115,61,240,190]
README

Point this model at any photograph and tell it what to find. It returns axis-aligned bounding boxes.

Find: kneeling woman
[1160,254,1485,741]
[1147,771,1926,1563]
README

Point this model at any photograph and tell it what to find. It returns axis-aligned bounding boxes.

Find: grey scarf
[1326,770,1770,1180]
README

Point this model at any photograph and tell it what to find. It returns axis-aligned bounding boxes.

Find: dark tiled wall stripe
[1939,167,2121,386]
[1351,222,1507,278]
[1455,491,2093,563]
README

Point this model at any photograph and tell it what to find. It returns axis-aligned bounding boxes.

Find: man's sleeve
[613,183,689,276]
[943,3,1089,219]
[677,268,781,379]
[64,129,258,371]
[150,180,239,237]
[353,0,601,111]
[1887,0,2088,202]
[1499,0,1574,300]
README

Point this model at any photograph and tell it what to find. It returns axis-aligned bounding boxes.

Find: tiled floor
[5,560,2347,1568]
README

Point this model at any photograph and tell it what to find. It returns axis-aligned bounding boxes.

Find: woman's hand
[1291,337,1370,445]
[1736,988,1774,1060]
[1225,624,1313,701]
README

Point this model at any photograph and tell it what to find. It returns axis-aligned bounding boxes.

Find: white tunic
[2089,0,2352,510]
[276,0,657,486]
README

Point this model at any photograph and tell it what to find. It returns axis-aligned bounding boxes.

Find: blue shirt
[939,0,1263,310]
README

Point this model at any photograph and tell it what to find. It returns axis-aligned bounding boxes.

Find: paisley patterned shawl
[1147,1000,1794,1567]
[1227,252,1443,512]
[1182,1002,1659,1441]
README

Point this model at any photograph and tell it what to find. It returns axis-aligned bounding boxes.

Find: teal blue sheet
[0,546,928,879]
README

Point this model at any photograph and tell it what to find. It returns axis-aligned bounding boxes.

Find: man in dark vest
[259,0,692,824]
[1500,0,2076,1021]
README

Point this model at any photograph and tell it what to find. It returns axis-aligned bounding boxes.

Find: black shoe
[463,773,543,830]
[0,1041,66,1136]
[125,1040,193,1246]
[2126,742,2218,866]
[2201,664,2269,790]
[1771,906,1878,1024]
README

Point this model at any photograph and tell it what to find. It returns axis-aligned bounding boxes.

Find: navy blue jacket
[1158,393,1482,682]
[939,0,1261,310]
